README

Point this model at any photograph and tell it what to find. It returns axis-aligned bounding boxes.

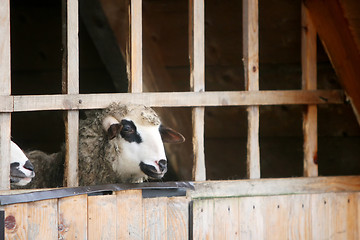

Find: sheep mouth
[10,168,35,186]
[139,162,167,179]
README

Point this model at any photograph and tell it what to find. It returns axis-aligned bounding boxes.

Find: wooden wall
[2,187,360,239]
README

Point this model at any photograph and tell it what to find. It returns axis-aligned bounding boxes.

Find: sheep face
[101,105,185,183]
[10,141,35,186]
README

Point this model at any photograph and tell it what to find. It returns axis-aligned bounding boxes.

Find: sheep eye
[122,125,134,134]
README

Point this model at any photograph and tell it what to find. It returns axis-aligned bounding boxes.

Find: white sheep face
[10,141,35,186]
[102,112,184,183]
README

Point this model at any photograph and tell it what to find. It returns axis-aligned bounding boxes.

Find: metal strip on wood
[129,0,143,93]
[243,0,260,179]
[0,0,11,190]
[189,0,206,181]
[0,210,3,240]
[62,0,79,187]
[301,3,318,177]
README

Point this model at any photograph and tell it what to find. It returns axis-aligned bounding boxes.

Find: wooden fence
[2,176,360,239]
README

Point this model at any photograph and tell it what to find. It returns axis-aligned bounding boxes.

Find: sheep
[25,103,185,188]
[10,140,35,187]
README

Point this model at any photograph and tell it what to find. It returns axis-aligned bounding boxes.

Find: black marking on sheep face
[120,119,142,143]
[10,161,34,183]
[139,159,167,179]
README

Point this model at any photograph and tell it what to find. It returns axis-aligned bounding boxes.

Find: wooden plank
[62,0,79,187]
[301,3,318,177]
[243,0,260,179]
[238,196,264,239]
[287,194,311,240]
[88,195,117,240]
[116,190,143,240]
[4,203,28,240]
[304,0,360,125]
[167,197,189,239]
[0,0,11,190]
[192,107,205,181]
[189,175,360,199]
[10,90,344,112]
[192,199,214,240]
[58,195,87,240]
[143,197,167,240]
[213,198,240,239]
[129,0,142,93]
[189,0,205,181]
[27,199,58,240]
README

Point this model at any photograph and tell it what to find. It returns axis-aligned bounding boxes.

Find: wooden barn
[1,0,360,239]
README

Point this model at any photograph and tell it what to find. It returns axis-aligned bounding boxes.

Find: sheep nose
[158,159,167,172]
[24,160,34,171]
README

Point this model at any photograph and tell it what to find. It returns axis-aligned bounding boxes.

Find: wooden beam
[305,0,360,125]
[189,0,206,181]
[243,0,260,179]
[62,0,79,187]
[189,175,360,199]
[79,0,128,92]
[0,0,11,190]
[8,90,344,112]
[301,3,318,177]
[128,0,142,93]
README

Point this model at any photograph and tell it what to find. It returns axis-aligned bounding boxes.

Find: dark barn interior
[10,0,360,182]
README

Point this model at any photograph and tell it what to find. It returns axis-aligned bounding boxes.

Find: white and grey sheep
[10,140,35,187]
[25,103,185,188]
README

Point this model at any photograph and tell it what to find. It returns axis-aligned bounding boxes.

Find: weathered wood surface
[0,0,11,190]
[4,90,344,112]
[189,0,206,181]
[243,0,260,179]
[58,195,87,240]
[192,192,360,239]
[189,175,360,199]
[301,3,318,177]
[305,0,360,125]
[62,0,79,187]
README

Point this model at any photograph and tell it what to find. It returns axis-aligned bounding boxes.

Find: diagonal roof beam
[304,0,360,125]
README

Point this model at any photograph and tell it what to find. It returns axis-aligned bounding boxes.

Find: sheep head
[91,103,185,183]
[10,141,35,186]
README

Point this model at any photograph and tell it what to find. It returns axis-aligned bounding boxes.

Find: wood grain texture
[58,195,87,240]
[192,199,214,240]
[167,197,189,239]
[305,0,360,124]
[4,203,28,240]
[0,0,11,190]
[189,175,360,199]
[8,90,344,112]
[62,0,80,187]
[301,3,318,177]
[238,196,264,239]
[27,199,58,240]
[129,0,142,93]
[116,190,143,240]
[88,195,117,240]
[243,0,260,179]
[189,0,206,181]
[213,198,240,240]
[143,197,167,240]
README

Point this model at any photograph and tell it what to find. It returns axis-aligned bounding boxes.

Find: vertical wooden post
[301,3,318,177]
[243,0,260,179]
[128,0,143,93]
[62,0,79,187]
[189,0,206,181]
[0,0,11,190]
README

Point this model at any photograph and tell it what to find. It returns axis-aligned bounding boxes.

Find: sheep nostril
[23,160,34,171]
[158,159,167,172]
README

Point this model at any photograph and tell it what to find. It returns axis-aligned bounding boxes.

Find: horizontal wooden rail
[189,175,360,199]
[2,90,344,112]
[0,90,345,112]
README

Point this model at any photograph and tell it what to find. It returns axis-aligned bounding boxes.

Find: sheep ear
[103,116,122,140]
[159,125,185,143]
